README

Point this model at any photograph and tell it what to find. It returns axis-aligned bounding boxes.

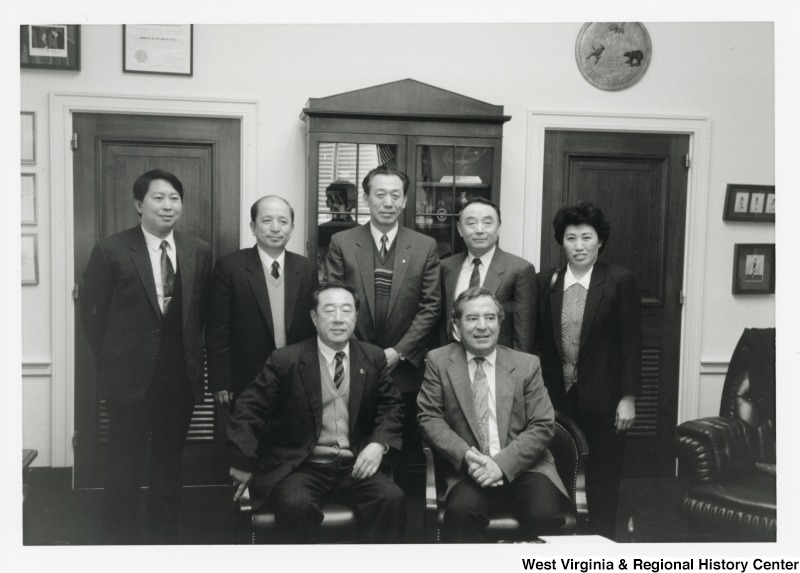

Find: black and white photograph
[6,2,796,573]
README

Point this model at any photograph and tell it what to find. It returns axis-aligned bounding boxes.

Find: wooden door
[541,130,689,477]
[73,113,241,488]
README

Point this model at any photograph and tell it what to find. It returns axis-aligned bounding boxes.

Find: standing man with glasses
[81,169,213,543]
[207,196,317,407]
[326,165,442,470]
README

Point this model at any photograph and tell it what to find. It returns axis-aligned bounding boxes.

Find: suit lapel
[481,248,507,294]
[444,253,466,329]
[494,347,516,448]
[580,262,607,350]
[245,246,275,340]
[298,340,323,434]
[446,345,484,447]
[387,227,411,319]
[283,252,301,334]
[129,227,161,319]
[354,225,376,324]
[175,232,195,329]
[549,268,566,361]
[347,341,367,437]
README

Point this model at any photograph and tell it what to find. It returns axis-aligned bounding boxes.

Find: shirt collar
[464,245,497,269]
[141,225,175,253]
[466,348,497,368]
[256,246,286,270]
[564,264,593,290]
[317,337,350,365]
[369,222,398,249]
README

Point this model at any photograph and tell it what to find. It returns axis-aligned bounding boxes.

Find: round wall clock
[575,22,652,91]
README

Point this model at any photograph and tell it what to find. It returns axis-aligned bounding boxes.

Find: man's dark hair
[250,195,295,223]
[552,201,611,253]
[452,286,505,323]
[132,169,184,202]
[362,165,410,196]
[312,281,360,313]
[458,196,502,224]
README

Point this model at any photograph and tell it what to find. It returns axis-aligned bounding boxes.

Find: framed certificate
[123,25,193,76]
[723,184,775,222]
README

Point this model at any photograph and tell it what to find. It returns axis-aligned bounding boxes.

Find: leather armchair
[423,411,589,542]
[675,328,776,541]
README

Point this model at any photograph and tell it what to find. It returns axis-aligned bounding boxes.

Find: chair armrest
[235,487,254,544]
[675,416,754,482]
[421,440,441,542]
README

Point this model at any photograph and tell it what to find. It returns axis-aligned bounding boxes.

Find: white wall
[20,23,775,466]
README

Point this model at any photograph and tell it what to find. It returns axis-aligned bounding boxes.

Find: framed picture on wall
[723,184,775,222]
[21,173,37,225]
[123,25,193,76]
[732,243,775,295]
[21,233,39,285]
[21,112,35,164]
[20,25,81,71]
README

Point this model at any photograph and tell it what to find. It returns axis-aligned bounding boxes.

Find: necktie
[160,240,175,313]
[333,351,345,389]
[472,357,490,455]
[469,257,482,288]
[380,234,388,259]
[271,260,280,279]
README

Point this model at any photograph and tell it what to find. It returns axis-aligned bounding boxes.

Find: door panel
[541,130,689,477]
[73,113,241,488]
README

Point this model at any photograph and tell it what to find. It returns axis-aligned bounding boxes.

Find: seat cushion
[251,501,359,542]
[681,472,775,539]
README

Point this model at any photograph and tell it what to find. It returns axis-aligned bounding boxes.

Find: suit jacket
[417,343,567,499]
[81,225,213,404]
[535,261,642,413]
[326,224,442,392]
[226,337,404,510]
[206,246,318,396]
[439,248,537,352]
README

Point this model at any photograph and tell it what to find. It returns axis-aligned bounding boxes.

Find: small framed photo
[123,25,193,76]
[20,25,81,71]
[723,184,775,222]
[21,112,35,164]
[732,243,775,295]
[21,173,37,225]
[21,233,39,285]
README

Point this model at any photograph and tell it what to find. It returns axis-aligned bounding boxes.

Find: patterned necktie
[472,357,490,455]
[159,240,175,313]
[333,351,345,388]
[271,260,280,279]
[380,234,388,259]
[469,257,482,288]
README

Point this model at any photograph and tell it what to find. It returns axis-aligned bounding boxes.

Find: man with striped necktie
[418,287,568,542]
[227,282,406,543]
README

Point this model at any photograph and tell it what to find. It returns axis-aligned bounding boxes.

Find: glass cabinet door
[316,141,399,280]
[414,144,493,259]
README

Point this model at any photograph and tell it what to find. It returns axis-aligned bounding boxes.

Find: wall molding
[22,361,53,377]
[699,359,731,376]
[49,92,259,468]
[524,111,711,425]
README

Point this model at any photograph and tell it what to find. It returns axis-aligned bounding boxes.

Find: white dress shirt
[369,222,398,252]
[466,348,501,456]
[256,247,286,284]
[317,337,350,382]
[141,226,177,313]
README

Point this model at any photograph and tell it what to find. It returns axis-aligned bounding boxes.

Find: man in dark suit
[227,283,406,543]
[439,197,536,353]
[418,287,568,543]
[326,165,441,456]
[207,196,317,407]
[81,169,213,544]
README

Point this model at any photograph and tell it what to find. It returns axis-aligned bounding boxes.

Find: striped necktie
[333,351,345,388]
[469,257,481,288]
[159,240,175,313]
[380,234,388,259]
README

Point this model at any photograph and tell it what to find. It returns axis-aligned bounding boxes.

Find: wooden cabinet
[301,79,510,280]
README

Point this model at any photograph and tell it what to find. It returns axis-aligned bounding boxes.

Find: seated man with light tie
[418,287,569,543]
[226,282,407,543]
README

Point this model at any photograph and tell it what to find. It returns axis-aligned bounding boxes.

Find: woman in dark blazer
[535,202,642,540]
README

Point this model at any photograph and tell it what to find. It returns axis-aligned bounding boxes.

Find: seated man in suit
[227,282,407,543]
[418,286,569,543]
[439,197,536,353]
[207,195,317,407]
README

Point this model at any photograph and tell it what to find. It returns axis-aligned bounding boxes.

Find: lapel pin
[360,368,365,374]
[402,259,406,264]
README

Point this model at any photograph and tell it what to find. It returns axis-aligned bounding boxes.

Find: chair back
[720,328,776,463]
[552,411,589,516]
